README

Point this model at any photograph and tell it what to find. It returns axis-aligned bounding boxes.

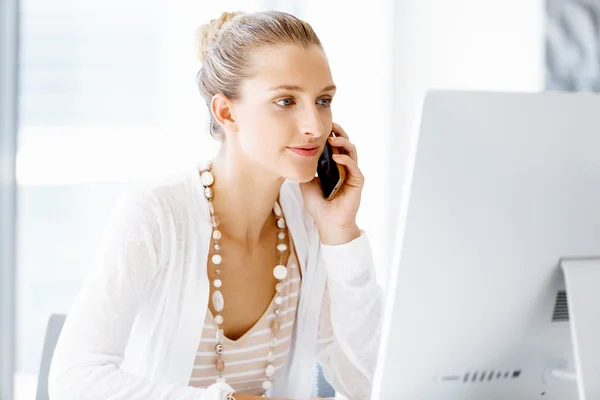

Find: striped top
[188,236,302,395]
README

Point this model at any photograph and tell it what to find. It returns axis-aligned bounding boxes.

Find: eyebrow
[269,84,337,92]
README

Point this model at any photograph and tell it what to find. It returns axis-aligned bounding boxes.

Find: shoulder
[111,167,204,231]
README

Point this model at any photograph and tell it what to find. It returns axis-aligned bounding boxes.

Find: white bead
[201,171,214,186]
[199,160,213,171]
[204,187,213,199]
[213,279,222,288]
[277,218,286,229]
[262,380,272,390]
[277,232,285,240]
[275,296,283,305]
[268,351,275,362]
[275,283,283,292]
[212,291,224,312]
[273,202,282,217]
[277,243,287,252]
[265,364,275,378]
[213,230,222,240]
[214,314,224,325]
[212,254,222,265]
[273,265,288,280]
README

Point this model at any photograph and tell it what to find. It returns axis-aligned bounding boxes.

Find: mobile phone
[317,134,346,200]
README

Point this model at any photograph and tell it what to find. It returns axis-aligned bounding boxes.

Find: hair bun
[196,11,244,62]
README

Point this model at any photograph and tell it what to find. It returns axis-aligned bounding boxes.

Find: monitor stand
[546,258,600,400]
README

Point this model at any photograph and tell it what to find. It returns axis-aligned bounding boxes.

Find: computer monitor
[373,90,600,400]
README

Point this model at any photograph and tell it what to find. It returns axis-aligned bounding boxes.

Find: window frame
[0,0,19,398]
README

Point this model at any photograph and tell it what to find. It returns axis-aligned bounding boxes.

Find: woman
[49,10,383,400]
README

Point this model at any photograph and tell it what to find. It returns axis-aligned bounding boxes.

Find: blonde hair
[195,11,323,141]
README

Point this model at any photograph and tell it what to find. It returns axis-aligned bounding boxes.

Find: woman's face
[230,44,336,183]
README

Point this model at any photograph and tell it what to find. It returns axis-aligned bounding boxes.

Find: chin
[283,165,317,183]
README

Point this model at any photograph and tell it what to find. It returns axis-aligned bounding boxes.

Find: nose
[299,105,326,138]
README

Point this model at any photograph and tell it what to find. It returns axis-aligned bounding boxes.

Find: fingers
[329,122,362,186]
[332,153,365,187]
[329,136,357,163]
[331,122,349,139]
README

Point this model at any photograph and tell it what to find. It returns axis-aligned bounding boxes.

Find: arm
[48,188,233,400]
[315,231,384,400]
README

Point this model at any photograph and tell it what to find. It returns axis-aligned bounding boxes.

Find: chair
[36,314,66,400]
[314,363,336,398]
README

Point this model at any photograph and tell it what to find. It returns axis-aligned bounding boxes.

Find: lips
[288,146,319,157]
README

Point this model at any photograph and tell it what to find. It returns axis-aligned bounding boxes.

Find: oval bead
[212,254,222,265]
[276,243,288,252]
[214,314,224,325]
[265,364,276,378]
[212,229,222,240]
[270,319,280,334]
[212,290,224,312]
[262,380,272,390]
[216,358,225,373]
[277,218,286,229]
[204,187,213,199]
[273,202,282,216]
[277,232,285,240]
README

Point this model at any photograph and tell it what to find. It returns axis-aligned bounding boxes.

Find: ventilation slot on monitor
[552,290,569,322]
[460,369,521,384]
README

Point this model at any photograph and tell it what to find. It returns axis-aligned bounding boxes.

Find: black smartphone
[317,136,346,200]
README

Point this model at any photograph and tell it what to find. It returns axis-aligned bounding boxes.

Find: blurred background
[1,0,598,398]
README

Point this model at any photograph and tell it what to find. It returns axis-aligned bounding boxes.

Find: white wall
[298,0,394,284]
[385,0,546,285]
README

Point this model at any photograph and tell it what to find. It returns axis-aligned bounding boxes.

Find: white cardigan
[48,166,383,400]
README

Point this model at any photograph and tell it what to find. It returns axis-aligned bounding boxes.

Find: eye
[275,98,295,108]
[317,98,332,107]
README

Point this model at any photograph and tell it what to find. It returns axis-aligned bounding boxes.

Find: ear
[210,93,238,135]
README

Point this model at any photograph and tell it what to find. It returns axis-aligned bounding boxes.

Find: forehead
[242,44,334,93]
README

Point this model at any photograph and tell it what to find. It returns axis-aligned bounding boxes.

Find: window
[15,1,262,397]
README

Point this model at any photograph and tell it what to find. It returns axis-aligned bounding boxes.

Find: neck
[208,145,285,247]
